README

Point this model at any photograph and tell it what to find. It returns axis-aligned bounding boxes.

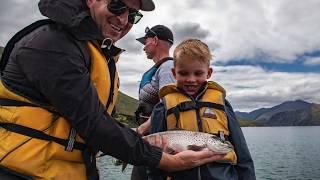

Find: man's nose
[117,10,129,25]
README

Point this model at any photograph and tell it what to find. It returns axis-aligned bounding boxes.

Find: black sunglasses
[107,0,143,24]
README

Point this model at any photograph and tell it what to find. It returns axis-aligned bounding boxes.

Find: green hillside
[114,91,139,127]
[0,46,3,57]
[115,91,138,116]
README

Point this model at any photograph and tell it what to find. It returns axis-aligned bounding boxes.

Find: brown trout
[115,130,234,171]
[144,130,234,154]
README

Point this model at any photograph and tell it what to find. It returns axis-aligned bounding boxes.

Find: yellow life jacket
[0,41,119,179]
[159,81,237,164]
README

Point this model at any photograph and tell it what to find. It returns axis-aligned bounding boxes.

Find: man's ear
[153,36,159,45]
[207,67,213,79]
[86,0,94,7]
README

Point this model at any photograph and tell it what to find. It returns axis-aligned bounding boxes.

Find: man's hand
[158,150,226,172]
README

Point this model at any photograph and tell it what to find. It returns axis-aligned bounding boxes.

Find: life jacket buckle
[101,38,113,49]
[65,128,77,152]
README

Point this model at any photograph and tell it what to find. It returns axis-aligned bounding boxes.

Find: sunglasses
[145,27,157,36]
[107,0,143,24]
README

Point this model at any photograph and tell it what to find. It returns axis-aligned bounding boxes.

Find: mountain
[236,108,269,120]
[236,100,320,126]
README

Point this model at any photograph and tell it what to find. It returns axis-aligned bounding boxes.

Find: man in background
[133,25,176,180]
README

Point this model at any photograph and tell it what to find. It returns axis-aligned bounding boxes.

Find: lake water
[97,126,320,180]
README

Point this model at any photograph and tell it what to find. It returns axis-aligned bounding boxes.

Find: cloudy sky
[1,0,320,112]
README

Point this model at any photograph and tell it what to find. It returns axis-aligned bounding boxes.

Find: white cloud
[211,65,320,111]
[119,61,320,112]
[0,1,43,46]
[1,0,320,62]
[304,57,320,66]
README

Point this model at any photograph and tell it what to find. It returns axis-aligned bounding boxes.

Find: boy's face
[172,57,213,96]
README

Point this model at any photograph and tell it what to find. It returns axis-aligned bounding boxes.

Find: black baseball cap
[136,25,174,45]
[140,0,155,11]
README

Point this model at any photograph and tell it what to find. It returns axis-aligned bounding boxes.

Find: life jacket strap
[0,19,54,75]
[0,97,85,151]
[97,40,117,111]
[0,165,34,180]
[166,101,200,131]
[0,98,37,107]
[166,101,226,132]
[166,101,225,116]
[82,148,99,180]
[0,98,57,113]
[0,123,85,151]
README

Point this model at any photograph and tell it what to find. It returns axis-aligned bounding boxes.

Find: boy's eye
[195,72,204,76]
[192,70,206,77]
[178,71,188,76]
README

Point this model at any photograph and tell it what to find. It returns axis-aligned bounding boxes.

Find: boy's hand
[137,118,151,136]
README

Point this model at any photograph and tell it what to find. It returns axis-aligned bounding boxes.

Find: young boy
[148,38,256,180]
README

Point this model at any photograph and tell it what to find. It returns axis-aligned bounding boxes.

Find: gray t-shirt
[139,60,175,106]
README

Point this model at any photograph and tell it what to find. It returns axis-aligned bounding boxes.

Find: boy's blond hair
[173,38,212,66]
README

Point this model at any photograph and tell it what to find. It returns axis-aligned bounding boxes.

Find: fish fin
[170,143,186,153]
[112,158,123,166]
[187,144,206,151]
[122,163,128,172]
[165,146,176,154]
[112,158,128,172]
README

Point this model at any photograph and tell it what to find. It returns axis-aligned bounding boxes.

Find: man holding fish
[0,1,228,180]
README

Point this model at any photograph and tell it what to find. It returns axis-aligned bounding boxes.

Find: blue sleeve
[147,101,171,177]
[225,100,256,180]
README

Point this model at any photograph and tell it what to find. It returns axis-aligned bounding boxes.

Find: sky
[0,0,320,112]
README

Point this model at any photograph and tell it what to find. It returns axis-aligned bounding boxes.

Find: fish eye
[211,135,218,139]
[211,135,222,141]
